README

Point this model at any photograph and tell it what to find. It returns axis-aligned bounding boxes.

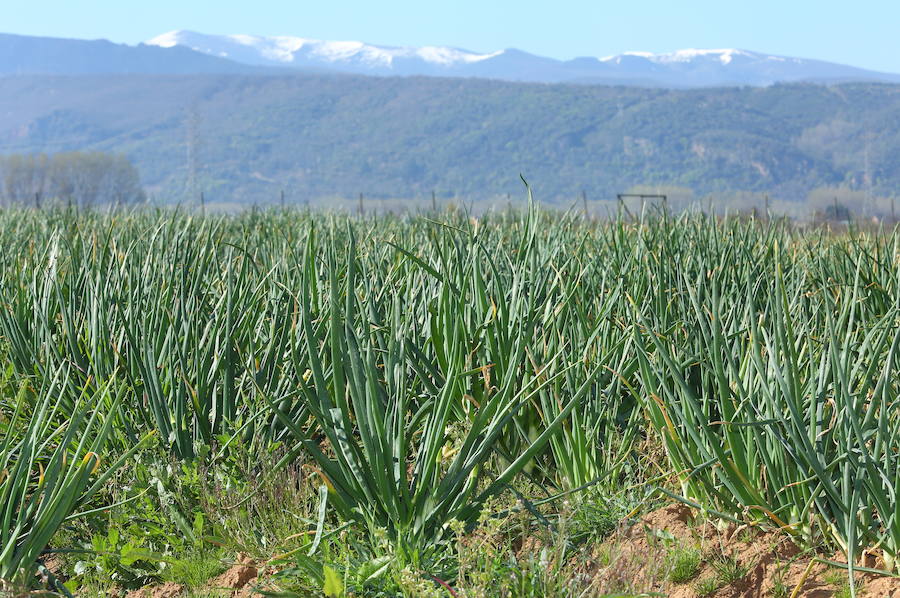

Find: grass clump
[825,570,861,598]
[665,546,702,583]
[710,554,749,585]
[770,564,790,598]
[695,574,721,596]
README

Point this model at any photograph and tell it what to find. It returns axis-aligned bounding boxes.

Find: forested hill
[1,73,899,205]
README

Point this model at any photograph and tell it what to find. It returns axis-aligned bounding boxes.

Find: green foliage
[2,76,900,204]
[0,374,150,589]
[267,200,608,569]
[322,565,344,598]
[1,203,900,595]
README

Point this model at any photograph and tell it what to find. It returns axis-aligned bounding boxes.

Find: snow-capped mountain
[146,31,900,87]
[1,30,896,88]
[146,30,503,75]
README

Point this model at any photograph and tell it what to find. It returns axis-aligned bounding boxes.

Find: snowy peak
[601,48,756,65]
[145,31,900,87]
[597,48,803,67]
[146,30,502,73]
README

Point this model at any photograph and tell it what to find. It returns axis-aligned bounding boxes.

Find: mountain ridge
[0,32,266,75]
[2,30,898,87]
[147,30,900,87]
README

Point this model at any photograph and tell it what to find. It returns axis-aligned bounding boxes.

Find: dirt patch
[208,553,259,594]
[118,554,273,598]
[124,581,184,598]
[584,503,900,597]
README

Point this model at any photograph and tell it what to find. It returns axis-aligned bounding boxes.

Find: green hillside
[1,73,899,206]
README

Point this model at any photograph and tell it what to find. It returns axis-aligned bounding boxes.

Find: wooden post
[34,192,40,209]
[582,190,588,217]
[358,193,364,217]
[280,189,285,209]
[200,191,205,213]
[432,190,437,212]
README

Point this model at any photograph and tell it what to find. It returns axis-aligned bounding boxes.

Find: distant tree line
[0,152,145,208]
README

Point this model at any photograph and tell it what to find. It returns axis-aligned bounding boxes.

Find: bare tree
[0,153,49,206]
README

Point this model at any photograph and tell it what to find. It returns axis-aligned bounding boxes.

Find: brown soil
[124,581,184,598]
[122,554,271,598]
[586,503,900,597]
[37,554,67,587]
[208,553,260,596]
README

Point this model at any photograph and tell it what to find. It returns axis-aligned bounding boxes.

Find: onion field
[1,199,899,596]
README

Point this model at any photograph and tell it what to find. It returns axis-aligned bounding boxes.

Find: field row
[1,204,898,595]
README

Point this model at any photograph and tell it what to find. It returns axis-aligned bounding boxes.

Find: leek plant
[0,371,147,588]
[267,228,603,567]
[636,242,900,594]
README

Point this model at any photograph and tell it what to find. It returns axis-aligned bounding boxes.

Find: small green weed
[665,547,702,583]
[711,554,749,584]
[825,570,860,598]
[694,575,720,596]
[737,527,758,543]
[162,551,226,588]
[770,565,790,598]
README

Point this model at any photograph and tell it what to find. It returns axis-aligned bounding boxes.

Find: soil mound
[589,503,900,597]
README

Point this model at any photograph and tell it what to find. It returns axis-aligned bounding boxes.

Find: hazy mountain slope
[0,32,264,75]
[148,30,900,86]
[1,73,899,204]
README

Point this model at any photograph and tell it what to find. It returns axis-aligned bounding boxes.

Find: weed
[665,547,702,583]
[770,564,790,598]
[694,575,721,596]
[711,554,749,585]
[825,569,861,598]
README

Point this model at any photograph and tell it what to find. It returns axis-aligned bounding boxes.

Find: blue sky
[5,0,900,72]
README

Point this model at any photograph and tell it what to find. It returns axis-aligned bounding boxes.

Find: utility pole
[581,190,588,217]
[432,190,437,212]
[200,191,205,213]
[280,189,285,209]
[358,193,364,217]
[864,131,873,217]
